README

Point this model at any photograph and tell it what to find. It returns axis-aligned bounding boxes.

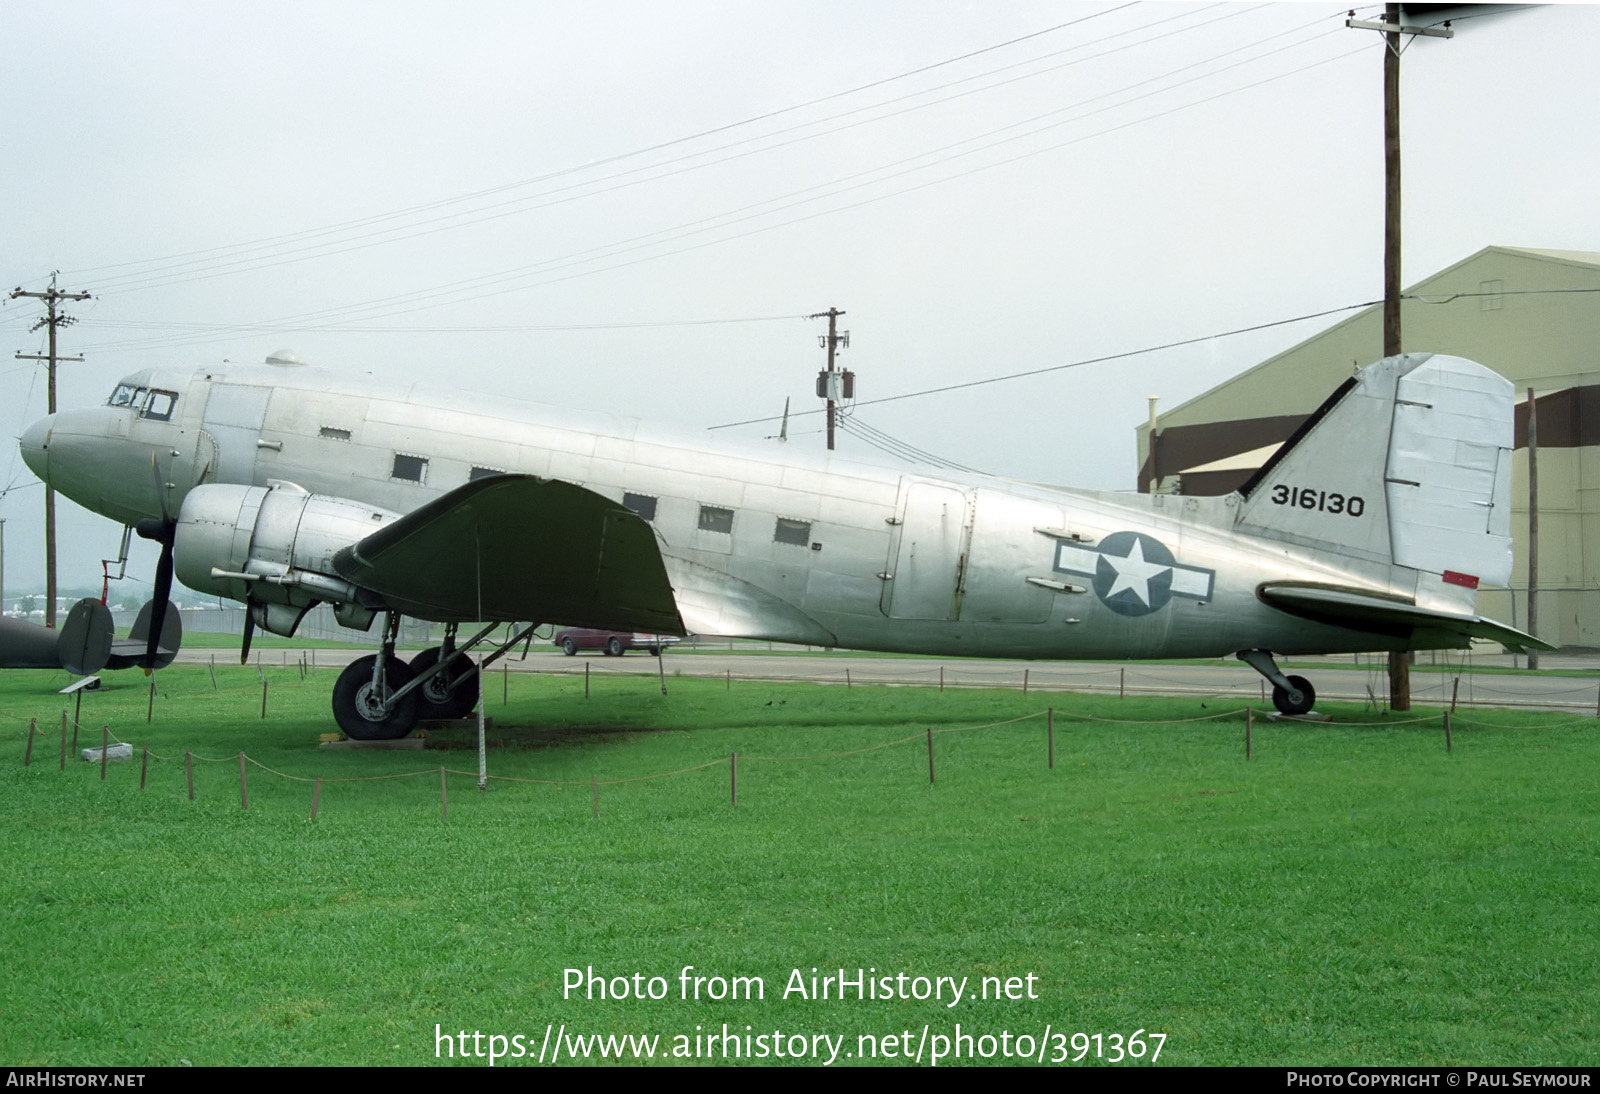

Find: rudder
[1234,354,1514,589]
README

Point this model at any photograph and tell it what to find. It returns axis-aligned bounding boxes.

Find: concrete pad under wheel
[320,734,428,749]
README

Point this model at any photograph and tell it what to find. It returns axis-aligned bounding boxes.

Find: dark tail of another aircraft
[0,597,114,675]
[104,599,183,671]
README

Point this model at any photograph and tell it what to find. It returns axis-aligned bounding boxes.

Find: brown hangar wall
[1133,246,1600,648]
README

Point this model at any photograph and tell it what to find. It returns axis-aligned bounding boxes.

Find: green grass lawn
[0,664,1595,1066]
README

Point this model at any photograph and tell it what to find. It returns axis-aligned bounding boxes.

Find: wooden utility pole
[11,275,90,629]
[1382,3,1409,711]
[1526,387,1540,669]
[809,307,848,451]
[1347,5,1450,711]
[1382,3,1403,363]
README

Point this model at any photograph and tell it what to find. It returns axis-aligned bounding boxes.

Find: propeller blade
[240,608,255,665]
[145,543,174,673]
[135,516,176,673]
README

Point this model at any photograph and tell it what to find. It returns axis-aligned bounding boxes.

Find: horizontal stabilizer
[333,474,684,634]
[1259,583,1552,653]
[105,599,182,671]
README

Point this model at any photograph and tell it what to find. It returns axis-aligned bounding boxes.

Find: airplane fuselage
[24,359,1434,661]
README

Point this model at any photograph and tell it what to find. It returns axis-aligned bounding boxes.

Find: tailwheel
[409,646,479,720]
[1271,675,1316,716]
[333,654,419,740]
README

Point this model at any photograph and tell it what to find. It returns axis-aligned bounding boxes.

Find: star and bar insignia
[1053,531,1214,617]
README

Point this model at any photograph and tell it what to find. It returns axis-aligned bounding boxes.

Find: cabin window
[697,505,734,534]
[108,383,145,408]
[624,492,658,522]
[469,466,504,482]
[774,518,811,546]
[392,453,428,483]
[319,427,352,441]
[140,389,178,422]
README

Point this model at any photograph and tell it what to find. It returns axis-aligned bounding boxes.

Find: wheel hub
[354,683,389,721]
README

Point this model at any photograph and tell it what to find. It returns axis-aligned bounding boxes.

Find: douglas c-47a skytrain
[20,351,1547,738]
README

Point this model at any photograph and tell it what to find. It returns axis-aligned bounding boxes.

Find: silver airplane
[19,351,1546,738]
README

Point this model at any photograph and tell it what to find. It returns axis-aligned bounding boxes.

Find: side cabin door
[200,382,272,486]
[880,479,973,620]
[957,489,1063,625]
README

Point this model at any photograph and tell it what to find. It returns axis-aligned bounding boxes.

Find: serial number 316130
[1270,484,1366,517]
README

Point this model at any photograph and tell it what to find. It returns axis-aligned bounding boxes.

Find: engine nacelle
[172,482,400,634]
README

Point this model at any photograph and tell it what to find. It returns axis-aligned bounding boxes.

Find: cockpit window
[140,390,179,422]
[108,383,145,408]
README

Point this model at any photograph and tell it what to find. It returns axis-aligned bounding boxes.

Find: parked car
[552,628,680,657]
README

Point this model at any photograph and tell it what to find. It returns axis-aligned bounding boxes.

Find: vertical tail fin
[1234,354,1514,588]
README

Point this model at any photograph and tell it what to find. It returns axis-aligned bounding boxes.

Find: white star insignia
[1101,538,1172,606]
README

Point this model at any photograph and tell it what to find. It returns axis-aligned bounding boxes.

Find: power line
[838,416,982,474]
[81,14,1363,354]
[714,284,1600,433]
[78,7,1220,299]
[76,313,808,335]
[68,6,1142,292]
[710,301,1383,431]
[1406,287,1600,304]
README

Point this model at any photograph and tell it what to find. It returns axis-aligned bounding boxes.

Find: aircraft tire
[606,637,625,657]
[333,654,419,740]
[1271,675,1316,717]
[409,647,479,720]
[562,638,577,656]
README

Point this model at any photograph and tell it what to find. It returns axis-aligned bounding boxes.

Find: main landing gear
[1237,649,1317,716]
[409,643,479,720]
[331,616,538,740]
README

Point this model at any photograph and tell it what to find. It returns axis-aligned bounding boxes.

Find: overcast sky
[2,1,1595,598]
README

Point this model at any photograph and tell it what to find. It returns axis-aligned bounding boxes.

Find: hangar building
[1135,246,1600,650]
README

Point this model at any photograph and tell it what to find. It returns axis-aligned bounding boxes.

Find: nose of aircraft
[19,414,51,482]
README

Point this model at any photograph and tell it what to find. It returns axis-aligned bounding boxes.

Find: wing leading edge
[1259,583,1551,654]
[333,474,685,634]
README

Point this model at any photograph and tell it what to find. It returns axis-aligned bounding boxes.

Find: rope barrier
[1455,681,1599,697]
[446,759,725,788]
[1298,714,1440,727]
[11,657,1598,817]
[178,751,233,764]
[541,661,1599,712]
[1057,707,1245,725]
[743,730,930,763]
[1450,713,1600,730]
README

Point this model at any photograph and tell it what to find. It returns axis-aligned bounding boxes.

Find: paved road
[183,643,1600,715]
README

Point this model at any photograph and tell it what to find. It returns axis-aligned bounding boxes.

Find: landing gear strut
[1237,649,1317,716]
[329,615,539,740]
[332,613,417,740]
[410,624,480,720]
